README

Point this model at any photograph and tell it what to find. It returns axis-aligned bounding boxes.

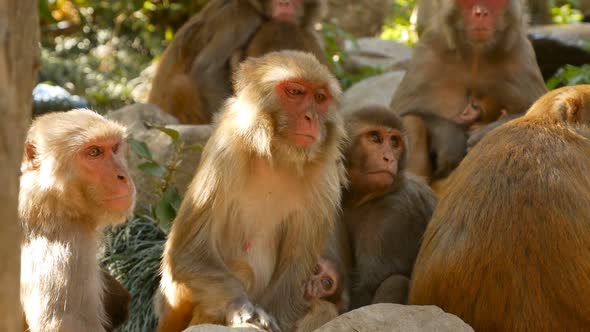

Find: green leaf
[156,187,182,230]
[155,126,180,142]
[138,161,166,177]
[128,138,153,160]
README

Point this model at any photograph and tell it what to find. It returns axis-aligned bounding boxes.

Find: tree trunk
[0,0,39,331]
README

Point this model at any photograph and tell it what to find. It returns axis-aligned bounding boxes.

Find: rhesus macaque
[393,0,547,181]
[156,51,347,332]
[409,85,590,331]
[342,106,437,309]
[19,109,136,332]
[148,0,326,124]
[102,270,131,331]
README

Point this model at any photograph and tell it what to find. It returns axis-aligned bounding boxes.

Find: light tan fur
[19,109,135,332]
[156,51,347,332]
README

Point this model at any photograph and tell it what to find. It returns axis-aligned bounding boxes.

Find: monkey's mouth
[288,133,318,147]
[367,171,395,178]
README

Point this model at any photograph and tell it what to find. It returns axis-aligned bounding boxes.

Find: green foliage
[101,215,165,332]
[322,22,384,90]
[38,0,205,110]
[128,125,200,228]
[551,3,583,24]
[547,64,590,89]
[381,0,418,46]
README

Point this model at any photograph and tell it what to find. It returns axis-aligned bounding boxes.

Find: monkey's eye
[112,143,120,154]
[391,136,400,148]
[321,278,333,290]
[314,93,327,103]
[368,131,382,143]
[87,147,102,157]
[286,87,304,96]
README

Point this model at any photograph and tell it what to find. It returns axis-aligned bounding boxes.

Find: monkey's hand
[304,259,337,301]
[226,298,281,332]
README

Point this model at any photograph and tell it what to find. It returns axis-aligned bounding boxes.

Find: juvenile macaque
[342,106,437,308]
[19,109,136,332]
[156,51,347,332]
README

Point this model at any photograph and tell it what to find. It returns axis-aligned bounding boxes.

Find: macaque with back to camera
[391,0,547,181]
[19,109,136,332]
[341,106,437,309]
[148,0,326,124]
[155,50,347,332]
[410,85,590,331]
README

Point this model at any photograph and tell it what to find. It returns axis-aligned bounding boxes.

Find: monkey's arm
[190,2,263,75]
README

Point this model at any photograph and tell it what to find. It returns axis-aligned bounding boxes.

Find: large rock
[106,103,212,209]
[529,23,590,46]
[327,0,394,37]
[342,71,405,113]
[183,325,259,332]
[316,304,474,332]
[344,38,412,72]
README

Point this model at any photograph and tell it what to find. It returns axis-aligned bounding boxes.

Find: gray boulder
[342,71,405,113]
[316,304,474,332]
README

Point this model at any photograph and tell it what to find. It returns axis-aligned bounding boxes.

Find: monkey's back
[409,117,590,331]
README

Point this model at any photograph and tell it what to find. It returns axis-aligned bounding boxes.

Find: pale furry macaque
[156,50,347,332]
[148,0,326,124]
[19,109,136,332]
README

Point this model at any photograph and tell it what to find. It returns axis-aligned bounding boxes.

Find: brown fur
[391,0,547,181]
[19,109,135,332]
[148,0,326,124]
[156,51,346,332]
[342,106,437,309]
[410,85,590,331]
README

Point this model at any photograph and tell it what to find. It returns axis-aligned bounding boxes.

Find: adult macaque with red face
[148,0,326,124]
[341,106,437,309]
[19,109,136,332]
[392,0,547,181]
[410,85,590,331]
[155,51,347,332]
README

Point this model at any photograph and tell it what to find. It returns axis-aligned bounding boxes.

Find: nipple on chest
[244,240,252,254]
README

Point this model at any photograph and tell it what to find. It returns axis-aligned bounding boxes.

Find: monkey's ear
[22,142,39,171]
[559,97,582,124]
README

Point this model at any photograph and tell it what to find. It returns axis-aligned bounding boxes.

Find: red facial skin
[75,138,135,212]
[304,258,338,301]
[276,79,332,148]
[350,127,404,195]
[271,0,302,22]
[458,0,507,42]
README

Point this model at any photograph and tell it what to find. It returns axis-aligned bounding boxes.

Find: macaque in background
[19,109,136,332]
[391,0,546,181]
[156,50,347,332]
[148,0,327,124]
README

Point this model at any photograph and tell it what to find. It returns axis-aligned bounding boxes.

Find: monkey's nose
[117,174,126,181]
[473,6,489,17]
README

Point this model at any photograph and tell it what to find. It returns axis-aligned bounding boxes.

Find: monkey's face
[275,78,333,150]
[455,0,510,48]
[269,0,303,23]
[74,136,136,215]
[347,126,404,195]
